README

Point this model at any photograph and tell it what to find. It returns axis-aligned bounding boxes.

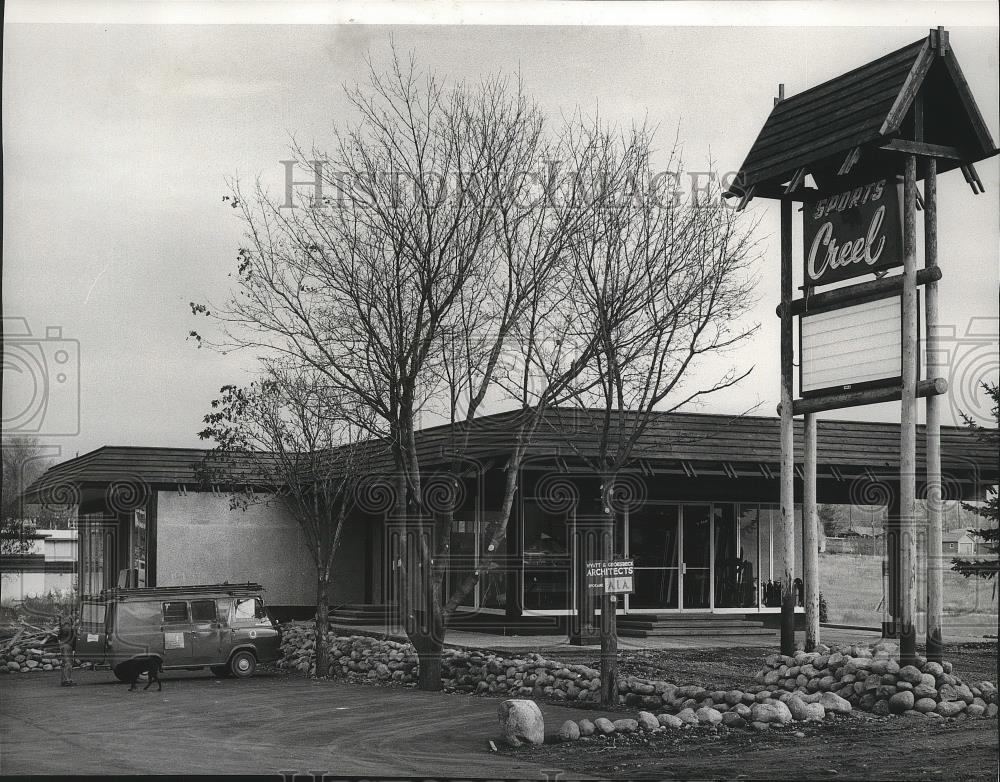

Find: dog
[121,657,163,692]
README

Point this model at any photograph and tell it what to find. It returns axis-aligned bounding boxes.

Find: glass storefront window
[447,517,478,608]
[714,504,758,608]
[522,499,572,611]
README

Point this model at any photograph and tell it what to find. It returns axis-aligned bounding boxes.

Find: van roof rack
[83,582,266,601]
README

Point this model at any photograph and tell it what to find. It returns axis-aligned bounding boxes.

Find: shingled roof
[727,28,998,202]
[22,408,997,504]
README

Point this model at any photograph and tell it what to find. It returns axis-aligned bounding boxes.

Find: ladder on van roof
[85,583,266,601]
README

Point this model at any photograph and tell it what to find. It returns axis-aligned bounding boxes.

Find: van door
[188,599,224,665]
[75,600,109,665]
[159,600,194,667]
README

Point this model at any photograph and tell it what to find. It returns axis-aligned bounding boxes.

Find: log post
[803,412,820,651]
[780,196,796,654]
[899,154,919,665]
[924,158,944,662]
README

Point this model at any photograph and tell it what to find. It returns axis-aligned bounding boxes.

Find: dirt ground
[502,642,1000,781]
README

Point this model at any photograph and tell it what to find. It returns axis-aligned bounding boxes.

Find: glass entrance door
[682,504,713,609]
[627,505,680,609]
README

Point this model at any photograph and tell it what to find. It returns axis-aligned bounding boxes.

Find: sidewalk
[329,621,886,655]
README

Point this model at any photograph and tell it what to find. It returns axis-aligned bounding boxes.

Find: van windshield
[81,602,106,633]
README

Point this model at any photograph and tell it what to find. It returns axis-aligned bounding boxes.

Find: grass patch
[819,552,998,637]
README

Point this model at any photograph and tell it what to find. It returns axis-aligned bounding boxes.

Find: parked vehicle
[76,583,281,681]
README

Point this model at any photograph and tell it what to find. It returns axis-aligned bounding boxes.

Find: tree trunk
[413,601,445,691]
[315,574,330,678]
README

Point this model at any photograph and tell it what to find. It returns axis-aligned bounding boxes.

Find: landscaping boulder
[657,713,684,729]
[750,701,793,725]
[637,711,659,731]
[578,718,596,737]
[557,720,580,741]
[818,692,852,714]
[695,707,723,726]
[498,699,544,747]
[722,711,747,729]
[675,708,698,726]
[613,718,639,733]
[889,691,915,714]
[914,698,937,713]
[935,700,965,718]
[594,717,616,736]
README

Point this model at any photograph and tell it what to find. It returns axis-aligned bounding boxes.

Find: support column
[803,413,820,651]
[780,196,796,654]
[924,158,944,662]
[899,155,919,665]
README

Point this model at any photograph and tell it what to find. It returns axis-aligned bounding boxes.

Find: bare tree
[542,122,761,704]
[197,366,371,679]
[2,435,75,555]
[192,51,594,689]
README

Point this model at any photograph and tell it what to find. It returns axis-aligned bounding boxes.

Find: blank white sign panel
[801,296,902,394]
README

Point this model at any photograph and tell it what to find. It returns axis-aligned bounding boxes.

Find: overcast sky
[3,2,998,464]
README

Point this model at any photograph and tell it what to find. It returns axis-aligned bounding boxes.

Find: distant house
[942,530,977,556]
[0,528,78,604]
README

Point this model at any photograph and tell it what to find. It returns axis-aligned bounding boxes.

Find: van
[76,583,282,681]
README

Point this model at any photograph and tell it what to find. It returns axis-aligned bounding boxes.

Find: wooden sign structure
[726,27,998,664]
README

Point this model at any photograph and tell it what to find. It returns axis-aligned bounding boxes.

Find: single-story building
[941,530,981,556]
[0,528,78,605]
[22,409,997,635]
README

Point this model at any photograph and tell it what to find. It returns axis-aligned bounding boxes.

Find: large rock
[871,699,891,716]
[578,718,596,737]
[889,691,915,714]
[722,712,748,729]
[695,707,723,725]
[785,695,812,722]
[818,692,853,714]
[594,717,616,735]
[914,697,938,713]
[804,703,826,721]
[498,699,544,747]
[913,683,938,700]
[558,720,580,741]
[935,700,965,718]
[733,703,753,719]
[676,708,698,726]
[921,661,944,677]
[657,713,683,729]
[613,719,639,733]
[938,684,961,702]
[898,665,923,684]
[751,701,793,725]
[637,711,659,731]
[966,704,986,718]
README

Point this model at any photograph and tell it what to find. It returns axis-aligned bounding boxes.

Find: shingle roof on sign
[727,29,998,201]
[734,39,926,193]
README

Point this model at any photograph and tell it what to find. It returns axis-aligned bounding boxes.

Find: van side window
[233,598,265,622]
[190,600,217,622]
[162,601,189,623]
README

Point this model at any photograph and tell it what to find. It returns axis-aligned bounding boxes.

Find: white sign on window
[800,295,908,396]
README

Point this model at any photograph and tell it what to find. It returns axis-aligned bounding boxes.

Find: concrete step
[618,619,765,630]
[619,626,776,638]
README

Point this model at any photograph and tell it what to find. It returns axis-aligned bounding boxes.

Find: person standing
[58,611,77,687]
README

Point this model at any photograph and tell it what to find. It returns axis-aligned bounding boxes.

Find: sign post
[726,27,997,662]
[588,556,634,705]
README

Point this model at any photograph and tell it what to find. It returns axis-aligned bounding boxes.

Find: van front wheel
[229,650,256,678]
